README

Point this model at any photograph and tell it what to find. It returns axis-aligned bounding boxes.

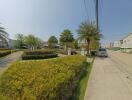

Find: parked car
[97,48,108,57]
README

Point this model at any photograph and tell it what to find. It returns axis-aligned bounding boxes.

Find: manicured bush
[24,50,55,55]
[0,55,87,100]
[0,50,11,57]
[0,48,11,50]
[22,54,58,60]
[22,50,58,60]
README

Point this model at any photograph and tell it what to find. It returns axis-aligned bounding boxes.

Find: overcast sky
[0,0,132,45]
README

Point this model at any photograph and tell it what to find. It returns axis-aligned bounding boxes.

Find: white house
[113,40,122,48]
[8,39,16,49]
[121,33,132,53]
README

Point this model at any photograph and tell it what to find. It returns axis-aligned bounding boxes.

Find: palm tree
[0,25,8,48]
[77,21,102,55]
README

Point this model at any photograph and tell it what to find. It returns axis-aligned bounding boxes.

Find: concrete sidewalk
[84,51,132,100]
[0,51,23,74]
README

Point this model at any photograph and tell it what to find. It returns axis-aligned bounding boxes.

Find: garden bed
[0,50,11,57]
[0,55,87,100]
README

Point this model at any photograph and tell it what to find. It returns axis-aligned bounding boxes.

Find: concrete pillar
[68,48,71,55]
[81,48,85,56]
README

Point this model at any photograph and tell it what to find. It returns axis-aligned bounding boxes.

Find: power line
[99,0,103,29]
[83,0,90,21]
[96,0,99,30]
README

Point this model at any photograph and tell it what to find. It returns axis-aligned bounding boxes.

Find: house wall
[121,33,132,53]
[113,40,122,48]
[8,39,16,49]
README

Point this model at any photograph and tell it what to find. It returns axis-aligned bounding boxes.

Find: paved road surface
[0,51,23,74]
[84,50,132,100]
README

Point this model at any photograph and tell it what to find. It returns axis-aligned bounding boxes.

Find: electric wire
[83,0,90,21]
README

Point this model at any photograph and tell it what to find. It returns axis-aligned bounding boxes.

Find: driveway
[0,51,23,74]
[84,50,132,100]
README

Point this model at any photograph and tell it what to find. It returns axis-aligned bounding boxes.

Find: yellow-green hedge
[0,50,11,57]
[0,55,87,100]
[22,50,58,60]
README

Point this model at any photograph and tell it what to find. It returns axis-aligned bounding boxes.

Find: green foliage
[22,54,58,60]
[77,22,102,53]
[24,50,55,55]
[0,25,9,48]
[0,48,11,50]
[0,55,87,100]
[15,34,25,49]
[0,50,11,57]
[73,39,79,49]
[0,94,9,100]
[0,26,8,37]
[48,36,58,48]
[25,34,42,50]
[22,50,58,60]
[60,29,74,50]
[72,60,94,100]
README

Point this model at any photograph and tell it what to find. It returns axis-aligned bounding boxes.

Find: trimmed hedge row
[0,55,87,100]
[22,50,58,60]
[24,50,55,55]
[0,48,11,50]
[22,54,58,60]
[0,50,11,57]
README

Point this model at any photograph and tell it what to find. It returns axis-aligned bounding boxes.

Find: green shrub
[0,55,87,100]
[0,48,11,50]
[0,50,11,57]
[22,54,58,60]
[108,47,120,51]
[22,50,58,60]
[90,50,97,56]
[24,50,55,55]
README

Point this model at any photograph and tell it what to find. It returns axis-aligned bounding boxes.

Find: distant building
[113,40,122,48]
[78,40,87,48]
[8,39,16,49]
[105,42,113,49]
[121,33,132,53]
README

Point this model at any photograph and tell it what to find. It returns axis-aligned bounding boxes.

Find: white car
[97,48,108,57]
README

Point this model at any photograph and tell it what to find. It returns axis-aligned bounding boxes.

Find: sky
[0,0,132,45]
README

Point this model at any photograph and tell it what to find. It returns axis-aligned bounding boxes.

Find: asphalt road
[84,50,132,100]
[0,51,23,74]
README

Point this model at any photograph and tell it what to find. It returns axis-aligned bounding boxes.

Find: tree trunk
[87,39,90,56]
[64,44,67,51]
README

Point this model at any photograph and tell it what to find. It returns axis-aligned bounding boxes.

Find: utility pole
[96,0,99,30]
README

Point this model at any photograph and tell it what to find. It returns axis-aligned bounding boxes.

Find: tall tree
[48,36,58,48]
[77,22,102,54]
[25,34,41,50]
[15,33,25,49]
[60,29,74,50]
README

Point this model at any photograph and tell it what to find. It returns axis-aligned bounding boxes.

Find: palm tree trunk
[87,39,90,55]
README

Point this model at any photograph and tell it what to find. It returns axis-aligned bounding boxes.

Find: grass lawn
[71,58,94,100]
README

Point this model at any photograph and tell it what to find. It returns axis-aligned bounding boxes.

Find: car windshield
[99,48,106,51]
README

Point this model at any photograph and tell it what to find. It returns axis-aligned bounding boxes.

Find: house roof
[122,33,132,40]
